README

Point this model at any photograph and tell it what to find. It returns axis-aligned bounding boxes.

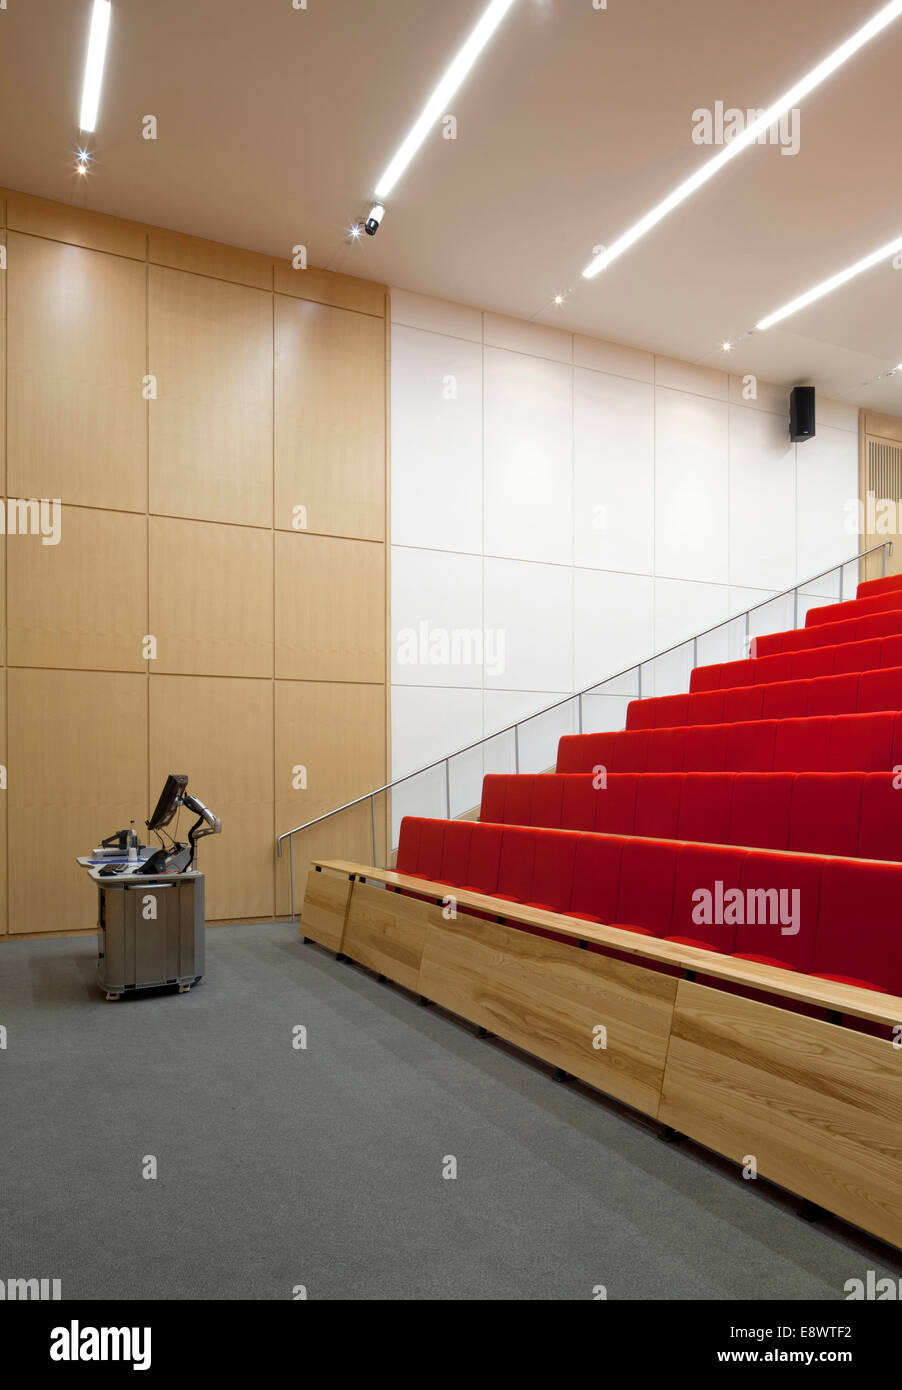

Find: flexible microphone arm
[181,791,222,868]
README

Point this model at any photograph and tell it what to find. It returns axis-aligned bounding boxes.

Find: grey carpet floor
[1,921,900,1301]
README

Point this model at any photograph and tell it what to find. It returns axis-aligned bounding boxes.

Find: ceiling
[3,0,902,409]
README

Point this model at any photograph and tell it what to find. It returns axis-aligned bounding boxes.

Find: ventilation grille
[867,437,902,504]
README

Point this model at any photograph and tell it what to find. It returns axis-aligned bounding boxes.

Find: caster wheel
[178,984,191,994]
[105,992,120,1002]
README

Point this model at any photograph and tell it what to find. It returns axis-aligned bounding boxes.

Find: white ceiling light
[582,0,902,280]
[373,0,519,201]
[756,233,902,329]
[79,0,112,133]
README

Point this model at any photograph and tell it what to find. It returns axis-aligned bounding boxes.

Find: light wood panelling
[5,191,147,260]
[275,532,384,682]
[419,912,678,1116]
[150,516,273,677]
[278,806,376,919]
[148,265,273,527]
[342,878,429,992]
[299,868,351,952]
[275,297,385,540]
[7,233,147,510]
[148,228,273,290]
[8,670,148,935]
[7,506,147,672]
[660,981,902,1249]
[150,676,274,921]
[273,260,385,318]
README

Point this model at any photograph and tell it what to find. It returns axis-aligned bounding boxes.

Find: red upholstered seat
[614,729,650,773]
[857,611,902,641]
[652,693,690,729]
[625,699,656,731]
[683,724,726,771]
[689,663,724,693]
[634,774,683,839]
[807,672,859,717]
[496,826,538,902]
[858,666,902,714]
[722,686,764,722]
[812,858,902,995]
[461,822,504,895]
[687,690,725,726]
[439,820,476,884]
[728,772,794,850]
[396,816,422,873]
[532,776,565,830]
[857,773,902,862]
[611,838,678,937]
[773,716,832,772]
[593,774,639,835]
[762,679,808,720]
[503,774,537,827]
[828,712,894,771]
[808,590,902,627]
[560,775,598,831]
[788,772,863,858]
[734,851,824,973]
[882,633,902,667]
[645,727,683,772]
[677,773,735,844]
[413,818,447,880]
[831,638,881,675]
[858,573,902,600]
[725,719,776,771]
[666,842,747,953]
[527,830,578,914]
[479,775,507,824]
[569,833,626,925]
[792,646,837,679]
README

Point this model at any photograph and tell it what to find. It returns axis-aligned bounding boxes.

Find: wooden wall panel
[149,676,275,921]
[148,228,273,290]
[5,191,147,260]
[278,805,374,920]
[7,234,147,510]
[274,297,385,540]
[275,532,384,682]
[273,260,386,318]
[150,516,273,677]
[7,506,147,671]
[660,981,902,1249]
[148,265,273,527]
[8,670,148,935]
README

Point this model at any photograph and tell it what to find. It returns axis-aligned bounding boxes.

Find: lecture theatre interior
[5,0,902,1331]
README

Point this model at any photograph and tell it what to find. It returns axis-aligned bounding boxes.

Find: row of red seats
[858,574,902,599]
[480,770,902,861]
[807,588,902,628]
[556,711,902,775]
[691,631,902,693]
[756,607,902,658]
[627,665,902,731]
[396,815,902,995]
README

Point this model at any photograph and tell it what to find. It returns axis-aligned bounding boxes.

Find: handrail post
[884,543,888,576]
[444,761,451,820]
[514,724,520,773]
[288,834,295,923]
[744,608,750,657]
[792,586,798,629]
[371,794,377,865]
[578,691,584,734]
[637,663,642,699]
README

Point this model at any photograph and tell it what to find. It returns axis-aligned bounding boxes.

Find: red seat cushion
[634,774,683,839]
[788,772,863,858]
[612,838,678,937]
[773,716,832,772]
[813,858,902,996]
[677,772,735,844]
[735,851,824,973]
[857,772,902,862]
[858,666,902,714]
[593,773,638,836]
[728,772,794,850]
[479,775,507,824]
[807,672,859,717]
[827,712,894,771]
[569,833,626,925]
[666,843,747,953]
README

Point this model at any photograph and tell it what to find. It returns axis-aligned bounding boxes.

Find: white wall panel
[391,325,483,554]
[483,557,572,693]
[729,404,797,591]
[391,546,484,689]
[796,424,859,583]
[574,568,654,691]
[574,368,654,574]
[654,387,729,583]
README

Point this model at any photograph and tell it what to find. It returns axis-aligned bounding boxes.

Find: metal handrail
[277,541,893,908]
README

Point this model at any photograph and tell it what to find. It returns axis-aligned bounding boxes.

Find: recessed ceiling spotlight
[74,146,92,174]
[79,0,112,133]
[721,341,733,352]
[76,159,89,175]
[756,232,902,329]
[373,0,520,200]
[554,294,564,305]
[348,223,363,240]
[582,0,902,280]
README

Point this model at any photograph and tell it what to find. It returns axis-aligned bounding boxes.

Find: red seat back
[762,679,808,720]
[828,712,894,771]
[497,826,537,901]
[683,724,726,772]
[479,775,507,823]
[569,833,625,924]
[396,816,422,873]
[529,830,578,912]
[614,839,678,936]
[813,858,902,994]
[729,772,794,850]
[532,776,565,830]
[722,686,764,722]
[634,774,683,839]
[773,716,832,772]
[439,820,476,883]
[677,773,735,844]
[832,638,882,675]
[465,823,505,894]
[560,775,598,831]
[735,852,823,972]
[858,666,902,714]
[788,772,863,858]
[668,843,746,953]
[857,773,902,862]
[593,774,639,836]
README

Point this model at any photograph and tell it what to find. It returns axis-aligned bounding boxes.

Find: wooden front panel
[343,880,430,992]
[418,915,678,1116]
[660,980,902,1248]
[300,869,351,952]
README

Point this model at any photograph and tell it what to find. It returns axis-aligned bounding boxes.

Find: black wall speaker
[790,386,816,443]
